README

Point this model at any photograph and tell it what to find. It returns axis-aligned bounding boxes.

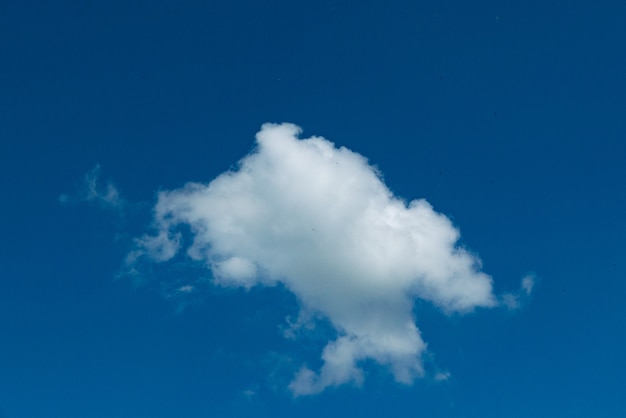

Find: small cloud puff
[500,274,537,311]
[214,256,258,288]
[434,371,451,382]
[129,123,499,395]
[522,275,535,295]
[176,285,194,293]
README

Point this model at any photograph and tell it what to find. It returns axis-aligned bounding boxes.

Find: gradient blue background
[1,1,625,416]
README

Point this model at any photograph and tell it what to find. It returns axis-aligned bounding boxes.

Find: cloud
[522,274,535,295]
[501,292,521,310]
[176,285,194,294]
[434,371,451,382]
[129,123,498,395]
[242,388,256,399]
[500,274,537,310]
[59,164,124,210]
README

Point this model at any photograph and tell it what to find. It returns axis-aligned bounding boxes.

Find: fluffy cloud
[130,123,497,395]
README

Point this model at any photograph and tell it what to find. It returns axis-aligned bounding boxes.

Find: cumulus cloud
[129,123,498,395]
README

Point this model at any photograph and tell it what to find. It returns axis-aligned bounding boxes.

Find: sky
[1,0,625,417]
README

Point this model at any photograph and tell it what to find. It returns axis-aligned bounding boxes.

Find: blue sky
[1,0,625,416]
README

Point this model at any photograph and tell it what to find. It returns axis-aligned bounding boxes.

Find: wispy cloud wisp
[59,164,124,210]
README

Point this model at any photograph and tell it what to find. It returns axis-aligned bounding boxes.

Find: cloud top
[132,123,496,394]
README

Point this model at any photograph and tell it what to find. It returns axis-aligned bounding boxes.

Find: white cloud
[282,308,317,340]
[84,165,122,208]
[500,274,537,311]
[522,274,535,295]
[176,285,194,293]
[60,164,124,210]
[214,256,258,289]
[129,123,498,395]
[501,292,520,310]
[242,388,256,399]
[434,371,451,382]
[131,230,181,263]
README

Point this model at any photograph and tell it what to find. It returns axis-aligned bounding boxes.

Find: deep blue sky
[1,1,625,417]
